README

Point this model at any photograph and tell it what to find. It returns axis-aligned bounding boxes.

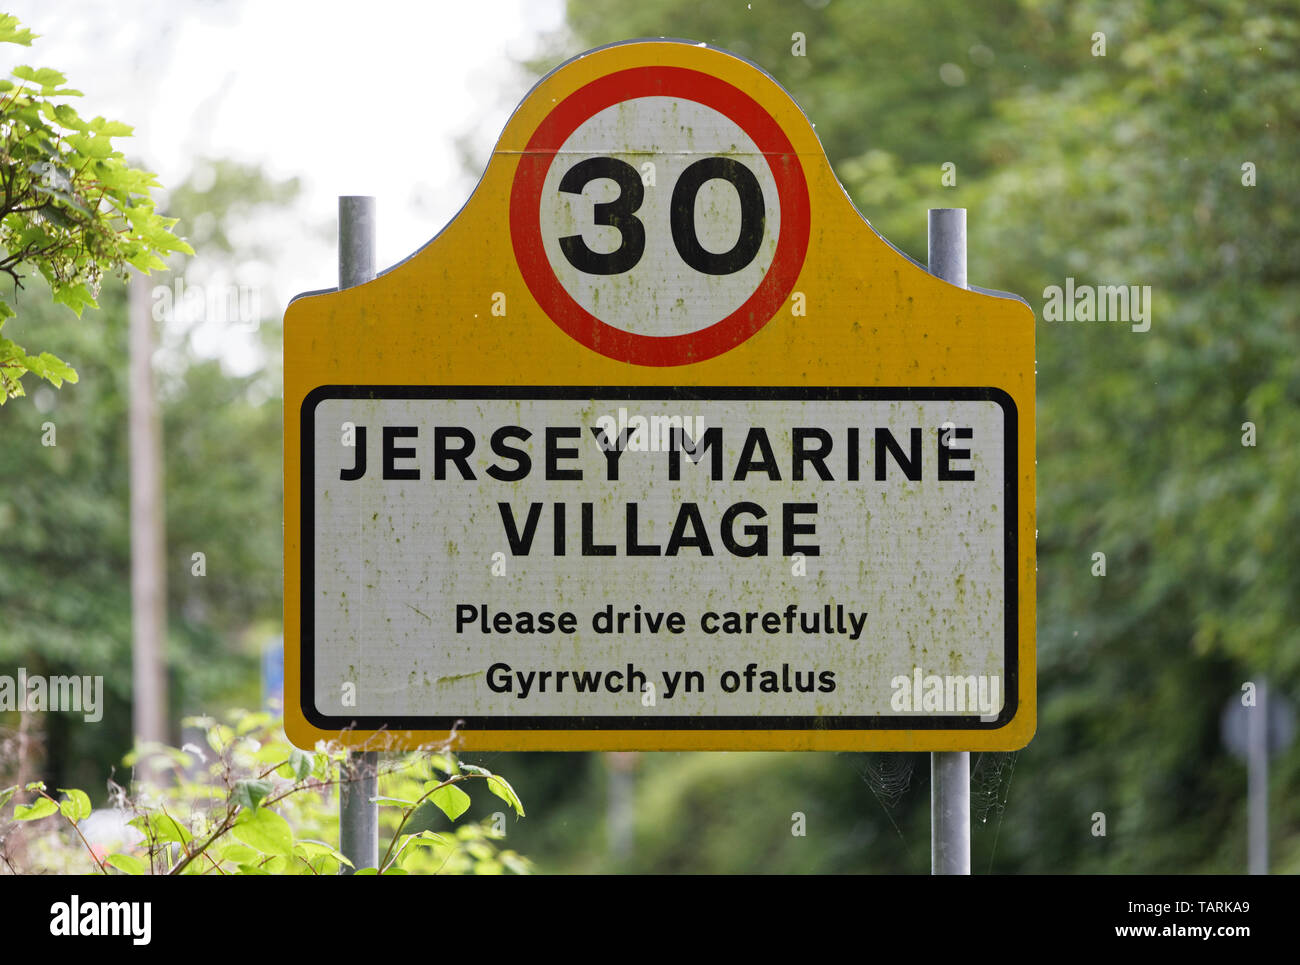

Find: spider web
[855,750,1020,870]
[860,753,917,809]
[854,753,917,853]
[971,751,1018,824]
[973,751,1019,872]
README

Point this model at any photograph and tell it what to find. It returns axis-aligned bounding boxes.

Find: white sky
[4,0,567,370]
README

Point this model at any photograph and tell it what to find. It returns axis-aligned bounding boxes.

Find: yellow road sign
[284,40,1036,752]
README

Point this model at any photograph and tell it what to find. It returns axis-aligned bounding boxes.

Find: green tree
[501,0,1300,874]
[962,0,1300,874]
[0,13,191,402]
[0,159,295,797]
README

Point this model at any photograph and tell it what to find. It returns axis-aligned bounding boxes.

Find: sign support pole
[337,195,379,874]
[927,207,972,875]
[1248,680,1268,874]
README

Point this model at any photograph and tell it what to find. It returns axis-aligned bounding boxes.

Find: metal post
[339,196,376,290]
[340,750,378,873]
[606,752,636,863]
[931,751,970,874]
[337,196,378,874]
[927,208,971,875]
[1247,680,1268,874]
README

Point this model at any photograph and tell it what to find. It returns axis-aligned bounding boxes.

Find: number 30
[558,155,765,276]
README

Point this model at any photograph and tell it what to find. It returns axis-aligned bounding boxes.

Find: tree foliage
[0,160,291,797]
[0,13,191,402]
[492,0,1300,874]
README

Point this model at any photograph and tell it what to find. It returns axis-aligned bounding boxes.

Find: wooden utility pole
[128,272,168,745]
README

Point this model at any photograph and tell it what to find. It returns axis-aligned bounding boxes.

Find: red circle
[510,65,810,367]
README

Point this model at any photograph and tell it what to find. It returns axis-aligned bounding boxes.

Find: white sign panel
[300,387,1018,733]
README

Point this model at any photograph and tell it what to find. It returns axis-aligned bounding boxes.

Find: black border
[300,386,1020,731]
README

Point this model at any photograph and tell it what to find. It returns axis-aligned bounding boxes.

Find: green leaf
[12,65,65,88]
[150,812,193,846]
[105,853,147,875]
[296,842,353,879]
[57,788,92,822]
[87,116,133,137]
[52,103,84,130]
[150,226,195,256]
[233,778,273,811]
[289,749,312,782]
[32,180,93,216]
[457,763,491,776]
[50,282,97,316]
[235,710,272,735]
[79,132,116,158]
[427,783,471,822]
[29,134,61,162]
[38,205,75,230]
[0,785,18,810]
[31,352,77,388]
[0,14,38,46]
[205,724,234,753]
[126,250,168,272]
[294,839,352,868]
[371,795,417,807]
[427,753,454,776]
[218,842,260,865]
[405,830,451,848]
[256,744,288,765]
[24,781,46,792]
[486,775,525,817]
[232,807,294,857]
[14,798,58,821]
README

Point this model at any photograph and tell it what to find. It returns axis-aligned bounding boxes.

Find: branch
[378,772,483,873]
[38,790,107,875]
[201,851,228,875]
[166,806,237,877]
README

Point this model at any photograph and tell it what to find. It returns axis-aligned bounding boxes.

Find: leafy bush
[0,709,530,875]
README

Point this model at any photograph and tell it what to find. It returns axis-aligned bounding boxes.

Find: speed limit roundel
[510,65,811,367]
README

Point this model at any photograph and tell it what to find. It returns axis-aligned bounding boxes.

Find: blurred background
[1,0,1297,873]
